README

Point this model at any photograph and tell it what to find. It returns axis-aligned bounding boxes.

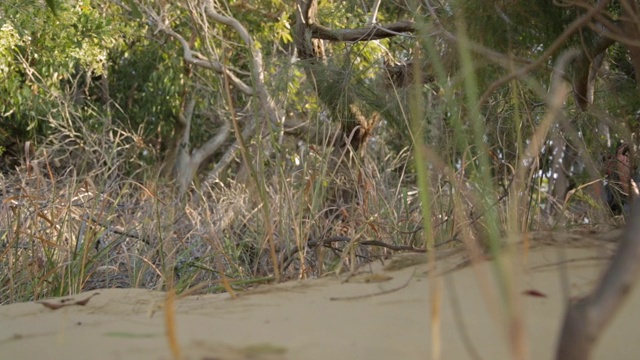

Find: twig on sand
[281,236,426,274]
[329,269,416,301]
[37,292,100,310]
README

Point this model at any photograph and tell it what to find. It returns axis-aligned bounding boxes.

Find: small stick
[37,292,100,310]
[330,269,416,301]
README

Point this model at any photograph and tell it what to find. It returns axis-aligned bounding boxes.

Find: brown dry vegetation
[0,120,428,302]
[0,109,623,306]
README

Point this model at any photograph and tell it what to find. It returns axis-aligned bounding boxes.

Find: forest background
[1,0,640,308]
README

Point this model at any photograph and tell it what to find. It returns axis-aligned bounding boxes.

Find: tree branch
[176,98,196,177]
[203,117,257,184]
[190,120,230,169]
[573,35,615,110]
[310,20,416,41]
[294,0,321,60]
[203,0,283,127]
[147,12,254,95]
[555,199,640,359]
[367,0,382,26]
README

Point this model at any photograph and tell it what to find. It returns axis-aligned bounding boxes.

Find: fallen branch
[37,292,100,310]
[280,235,426,274]
[555,200,640,359]
[308,236,427,253]
[329,269,416,301]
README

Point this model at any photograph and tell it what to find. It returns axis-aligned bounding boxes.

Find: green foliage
[458,0,574,54]
[108,37,186,140]
[0,0,142,140]
[45,0,58,16]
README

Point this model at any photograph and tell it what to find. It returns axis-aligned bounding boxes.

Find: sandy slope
[1,231,638,360]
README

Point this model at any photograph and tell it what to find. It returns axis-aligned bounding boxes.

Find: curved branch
[203,117,257,185]
[155,22,254,95]
[203,0,283,127]
[190,120,230,169]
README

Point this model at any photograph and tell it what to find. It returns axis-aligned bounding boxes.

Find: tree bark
[573,36,614,110]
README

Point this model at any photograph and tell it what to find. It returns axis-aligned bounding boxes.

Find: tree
[0,0,154,173]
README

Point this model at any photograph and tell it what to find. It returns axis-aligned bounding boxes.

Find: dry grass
[0,98,621,307]
[0,20,622,312]
[0,112,428,304]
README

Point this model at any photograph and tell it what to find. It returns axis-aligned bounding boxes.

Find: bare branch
[310,20,416,41]
[367,0,382,26]
[294,0,321,60]
[573,35,615,110]
[203,0,283,127]
[176,98,197,172]
[587,24,640,48]
[190,120,230,168]
[156,23,254,95]
[203,117,257,184]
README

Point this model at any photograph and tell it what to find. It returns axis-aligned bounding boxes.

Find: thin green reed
[454,14,511,306]
[408,44,434,250]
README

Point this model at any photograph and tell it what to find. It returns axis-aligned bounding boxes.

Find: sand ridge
[1,232,637,360]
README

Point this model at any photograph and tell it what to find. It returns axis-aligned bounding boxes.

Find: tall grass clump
[404,5,626,358]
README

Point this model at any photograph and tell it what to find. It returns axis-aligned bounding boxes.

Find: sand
[1,231,639,360]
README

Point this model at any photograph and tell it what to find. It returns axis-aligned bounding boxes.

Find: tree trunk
[546,133,578,216]
[555,199,640,359]
[162,98,230,195]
